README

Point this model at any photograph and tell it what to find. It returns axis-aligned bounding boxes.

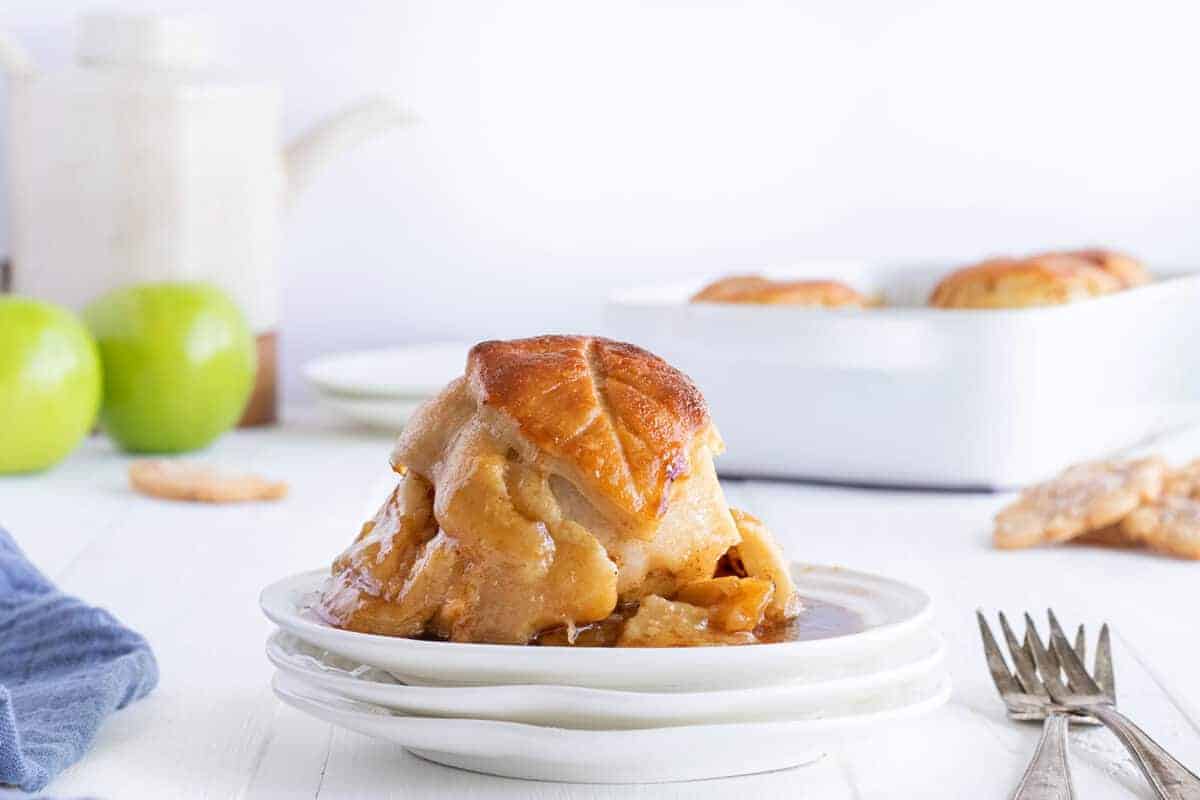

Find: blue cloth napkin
[0,527,157,792]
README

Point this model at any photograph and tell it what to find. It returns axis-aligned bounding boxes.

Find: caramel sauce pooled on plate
[534,596,863,647]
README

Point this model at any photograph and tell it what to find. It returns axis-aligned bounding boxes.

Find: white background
[3,1,1200,396]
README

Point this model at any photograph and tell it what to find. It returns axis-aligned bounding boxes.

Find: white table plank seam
[52,513,125,583]
[1115,631,1200,738]
[955,701,1026,754]
[832,754,864,800]
[236,702,283,800]
[313,725,336,800]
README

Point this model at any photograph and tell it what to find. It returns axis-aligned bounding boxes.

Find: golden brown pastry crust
[1164,459,1200,499]
[691,275,868,307]
[1073,524,1141,549]
[1121,495,1200,560]
[725,509,800,621]
[129,460,288,503]
[466,336,711,523]
[993,457,1167,549]
[929,255,1122,309]
[1057,249,1149,289]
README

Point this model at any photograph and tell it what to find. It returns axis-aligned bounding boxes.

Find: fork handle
[1089,705,1200,800]
[1013,712,1075,800]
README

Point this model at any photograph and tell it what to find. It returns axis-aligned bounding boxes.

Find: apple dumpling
[691,275,870,308]
[316,335,799,646]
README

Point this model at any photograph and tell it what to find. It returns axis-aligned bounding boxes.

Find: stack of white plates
[302,343,469,431]
[259,564,950,783]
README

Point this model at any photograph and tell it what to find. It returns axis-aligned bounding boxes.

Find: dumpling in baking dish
[692,275,870,308]
[930,248,1148,309]
[929,254,1122,309]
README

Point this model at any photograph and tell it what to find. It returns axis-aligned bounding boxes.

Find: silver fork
[978,610,1094,799]
[1024,610,1200,800]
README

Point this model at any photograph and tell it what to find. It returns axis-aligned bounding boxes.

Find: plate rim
[271,669,953,742]
[260,562,934,665]
[302,342,471,400]
[266,627,947,702]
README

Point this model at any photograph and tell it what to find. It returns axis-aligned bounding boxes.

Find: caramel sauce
[307,586,863,647]
[533,595,863,647]
[754,595,864,644]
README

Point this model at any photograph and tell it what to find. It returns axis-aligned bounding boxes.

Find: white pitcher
[0,13,413,423]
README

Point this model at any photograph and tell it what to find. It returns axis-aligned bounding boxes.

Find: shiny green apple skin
[83,282,256,454]
[0,297,102,473]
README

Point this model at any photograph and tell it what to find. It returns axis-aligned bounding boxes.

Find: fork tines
[977,609,1115,709]
[977,610,1024,698]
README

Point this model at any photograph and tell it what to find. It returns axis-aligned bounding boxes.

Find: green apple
[83,282,256,453]
[0,297,102,473]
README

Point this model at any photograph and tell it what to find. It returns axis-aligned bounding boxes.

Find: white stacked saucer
[259,564,950,783]
[302,343,469,430]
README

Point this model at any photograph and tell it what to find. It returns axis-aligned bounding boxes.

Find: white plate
[303,343,469,400]
[272,672,952,783]
[259,563,934,691]
[313,393,425,432]
[266,629,946,729]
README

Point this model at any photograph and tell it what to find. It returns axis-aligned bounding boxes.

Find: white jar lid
[76,13,215,70]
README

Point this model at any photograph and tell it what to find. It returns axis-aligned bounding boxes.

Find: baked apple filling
[316,335,799,646]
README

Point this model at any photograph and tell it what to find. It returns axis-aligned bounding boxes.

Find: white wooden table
[3,410,1199,799]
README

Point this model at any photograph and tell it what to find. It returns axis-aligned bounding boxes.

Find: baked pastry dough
[1164,459,1200,499]
[1121,495,1200,559]
[692,275,868,308]
[929,254,1122,309]
[317,335,800,646]
[1056,249,1149,289]
[993,458,1166,549]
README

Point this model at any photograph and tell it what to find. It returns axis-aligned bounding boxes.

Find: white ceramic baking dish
[605,261,1200,489]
